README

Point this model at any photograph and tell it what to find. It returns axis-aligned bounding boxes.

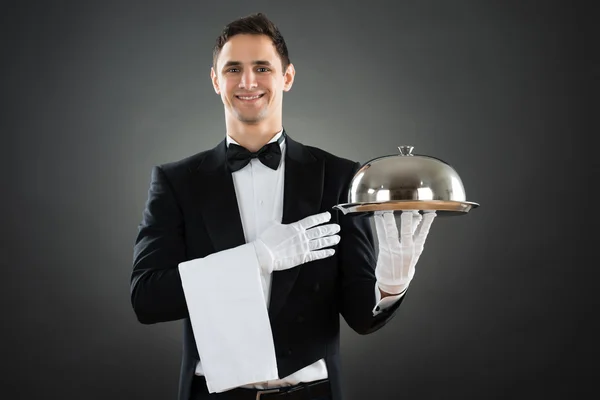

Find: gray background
[2,0,594,399]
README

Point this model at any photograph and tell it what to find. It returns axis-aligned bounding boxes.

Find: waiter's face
[211,34,295,125]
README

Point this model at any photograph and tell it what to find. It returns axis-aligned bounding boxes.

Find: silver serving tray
[333,200,480,216]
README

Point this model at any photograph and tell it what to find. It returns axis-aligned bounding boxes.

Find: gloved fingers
[412,212,423,235]
[374,212,388,241]
[305,248,336,263]
[414,211,437,247]
[305,223,340,240]
[382,211,399,240]
[399,211,415,247]
[308,234,341,251]
[374,210,392,216]
[296,211,331,231]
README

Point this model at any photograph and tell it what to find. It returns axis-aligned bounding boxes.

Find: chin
[235,112,268,124]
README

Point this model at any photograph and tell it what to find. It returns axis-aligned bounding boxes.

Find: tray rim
[332,199,480,215]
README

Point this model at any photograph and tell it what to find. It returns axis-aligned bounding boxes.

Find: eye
[257,67,270,72]
[226,68,240,73]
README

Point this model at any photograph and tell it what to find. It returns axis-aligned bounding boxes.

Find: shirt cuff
[372,283,407,316]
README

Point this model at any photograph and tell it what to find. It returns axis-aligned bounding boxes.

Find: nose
[238,70,258,89]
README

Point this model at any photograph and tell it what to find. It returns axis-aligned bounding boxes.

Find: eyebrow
[222,60,274,68]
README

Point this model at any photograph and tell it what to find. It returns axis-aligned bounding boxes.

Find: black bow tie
[226,132,285,172]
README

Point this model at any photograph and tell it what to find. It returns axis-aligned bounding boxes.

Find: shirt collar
[226,128,285,149]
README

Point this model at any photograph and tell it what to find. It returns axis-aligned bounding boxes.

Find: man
[131,12,436,400]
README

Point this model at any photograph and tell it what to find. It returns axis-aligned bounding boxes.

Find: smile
[236,94,265,101]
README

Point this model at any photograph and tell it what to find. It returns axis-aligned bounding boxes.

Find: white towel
[178,243,279,393]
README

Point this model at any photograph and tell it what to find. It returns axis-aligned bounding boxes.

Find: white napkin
[178,243,279,393]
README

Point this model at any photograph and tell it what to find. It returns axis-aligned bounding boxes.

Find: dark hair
[212,13,291,72]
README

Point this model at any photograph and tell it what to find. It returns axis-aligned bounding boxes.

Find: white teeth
[238,95,262,100]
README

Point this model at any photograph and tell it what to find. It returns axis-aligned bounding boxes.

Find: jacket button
[296,315,305,323]
[313,283,320,292]
[287,349,293,356]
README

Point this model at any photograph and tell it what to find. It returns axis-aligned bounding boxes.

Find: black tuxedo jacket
[130,133,405,400]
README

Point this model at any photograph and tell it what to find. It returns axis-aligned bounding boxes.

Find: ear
[210,67,220,94]
[283,63,295,92]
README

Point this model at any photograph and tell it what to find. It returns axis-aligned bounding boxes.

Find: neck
[225,117,283,152]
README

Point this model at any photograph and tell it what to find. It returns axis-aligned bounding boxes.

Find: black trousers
[190,375,332,400]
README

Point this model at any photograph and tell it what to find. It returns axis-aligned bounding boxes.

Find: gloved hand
[374,210,437,295]
[254,211,341,274]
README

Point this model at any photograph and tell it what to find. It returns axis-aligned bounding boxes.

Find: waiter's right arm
[130,166,190,324]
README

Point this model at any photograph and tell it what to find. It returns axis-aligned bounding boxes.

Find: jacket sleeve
[337,162,405,335]
[130,165,190,324]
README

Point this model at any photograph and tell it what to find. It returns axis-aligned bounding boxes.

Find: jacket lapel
[194,139,247,253]
[268,134,324,319]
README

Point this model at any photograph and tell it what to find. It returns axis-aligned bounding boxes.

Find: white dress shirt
[183,129,403,391]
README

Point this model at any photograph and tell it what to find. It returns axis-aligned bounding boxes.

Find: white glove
[254,211,341,274]
[374,210,437,295]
